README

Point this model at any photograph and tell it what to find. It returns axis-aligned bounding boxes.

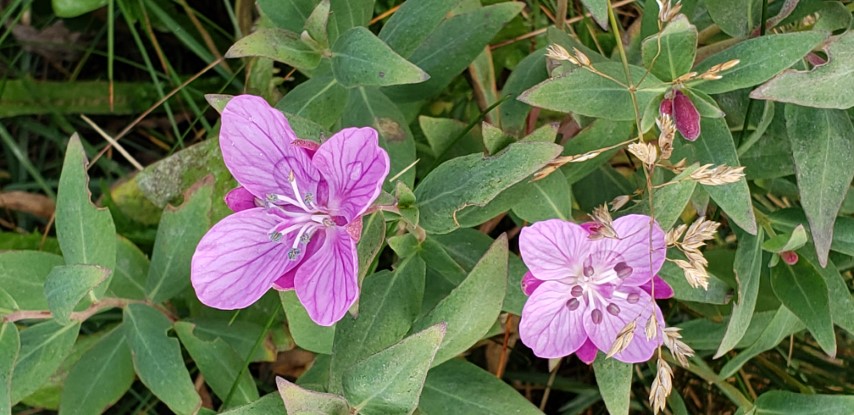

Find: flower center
[264,171,335,260]
[566,254,633,323]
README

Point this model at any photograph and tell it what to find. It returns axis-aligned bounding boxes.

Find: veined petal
[640,275,674,299]
[519,281,587,358]
[220,95,319,201]
[582,287,663,363]
[594,214,665,286]
[519,220,589,281]
[313,127,390,222]
[192,208,300,310]
[575,339,598,364]
[225,186,258,212]
[521,272,544,296]
[272,236,324,291]
[294,227,359,326]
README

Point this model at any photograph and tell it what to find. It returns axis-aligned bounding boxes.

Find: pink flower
[518,215,673,363]
[191,95,390,326]
[660,89,700,141]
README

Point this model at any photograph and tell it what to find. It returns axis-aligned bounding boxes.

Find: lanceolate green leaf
[771,262,836,356]
[332,27,429,87]
[44,265,111,325]
[751,391,854,415]
[276,75,348,129]
[280,291,335,354]
[56,134,116,276]
[704,0,762,37]
[715,227,764,358]
[109,236,149,300]
[256,0,317,33]
[219,393,285,414]
[0,251,63,311]
[0,323,19,415]
[356,212,386,284]
[124,304,201,415]
[59,327,134,415]
[498,50,548,136]
[225,29,321,71]
[145,178,213,303]
[378,0,463,58]
[718,306,803,379]
[593,357,633,415]
[785,105,854,266]
[10,321,80,404]
[511,168,571,222]
[642,15,698,81]
[651,167,698,230]
[327,0,374,43]
[277,377,349,415]
[561,120,635,184]
[797,248,854,335]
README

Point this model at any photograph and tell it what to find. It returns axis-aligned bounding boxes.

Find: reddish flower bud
[660,90,701,141]
[780,251,799,265]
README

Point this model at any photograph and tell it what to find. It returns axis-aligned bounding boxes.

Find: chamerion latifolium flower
[191,95,390,326]
[659,89,700,141]
[518,215,674,363]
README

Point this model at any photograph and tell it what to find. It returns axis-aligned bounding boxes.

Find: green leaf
[225,29,321,71]
[379,0,463,58]
[342,87,417,188]
[771,261,836,356]
[751,391,854,415]
[593,358,632,415]
[415,141,561,234]
[0,323,18,415]
[718,306,803,379]
[257,0,317,33]
[519,62,667,121]
[56,134,116,276]
[762,224,807,253]
[277,377,349,414]
[109,236,149,300]
[51,0,107,17]
[342,324,445,415]
[145,177,213,303]
[642,15,698,81]
[672,117,757,234]
[651,167,698,230]
[658,260,731,304]
[705,0,762,37]
[511,168,571,222]
[10,321,80,404]
[280,291,334,354]
[498,50,548,136]
[276,76,348,129]
[356,212,386,284]
[303,0,331,47]
[59,327,134,415]
[785,105,854,266]
[186,318,273,363]
[419,359,542,415]
[561,120,635,184]
[383,3,524,102]
[715,227,764,358]
[0,251,63,311]
[44,265,111,325]
[123,304,201,414]
[580,0,608,29]
[174,322,259,408]
[410,235,507,367]
[797,248,854,335]
[692,32,827,95]
[330,259,426,392]
[332,27,429,88]
[751,29,854,109]
[219,393,285,415]
[482,122,513,155]
[327,0,374,43]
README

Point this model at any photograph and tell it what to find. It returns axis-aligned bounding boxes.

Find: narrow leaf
[225,28,321,71]
[716,227,764,358]
[771,261,836,356]
[10,321,80,404]
[59,327,134,415]
[593,357,633,415]
[752,391,854,415]
[0,323,19,415]
[277,377,349,415]
[332,27,429,87]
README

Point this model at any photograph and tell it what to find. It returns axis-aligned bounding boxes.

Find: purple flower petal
[294,227,359,326]
[220,95,319,202]
[312,127,390,222]
[582,287,663,363]
[225,186,257,212]
[519,281,587,358]
[521,272,544,296]
[192,208,300,309]
[593,214,665,286]
[519,220,590,281]
[575,339,598,365]
[639,275,674,299]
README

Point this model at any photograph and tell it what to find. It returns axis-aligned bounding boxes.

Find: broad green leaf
[342,324,445,415]
[327,0,374,43]
[10,321,80,404]
[651,167,698,230]
[0,323,18,415]
[751,391,854,415]
[383,3,524,102]
[482,122,513,155]
[145,178,213,303]
[561,120,635,184]
[672,117,757,234]
[219,393,285,415]
[771,262,835,356]
[59,327,134,415]
[378,0,462,57]
[297,354,331,392]
[411,235,507,367]
[419,359,542,415]
[679,311,777,352]
[580,0,608,29]
[277,377,349,415]
[511,169,571,222]
[797,248,854,335]
[356,212,386,284]
[519,62,667,121]
[718,306,803,378]
[0,251,63,311]
[705,0,762,37]
[51,0,107,18]
[342,87,417,188]
[257,0,317,33]
[330,259,426,392]
[123,304,201,414]
[499,50,548,136]
[593,357,632,415]
[415,141,561,234]
[276,76,348,129]
[785,105,854,266]
[332,27,429,87]
[44,265,110,325]
[762,224,807,253]
[658,260,731,304]
[751,30,854,109]
[187,318,273,363]
[280,291,334,354]
[56,134,116,276]
[303,0,331,47]
[174,322,259,408]
[417,116,481,169]
[715,227,764,358]
[692,32,827,95]
[108,236,148,300]
[642,15,698,81]
[225,29,321,71]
